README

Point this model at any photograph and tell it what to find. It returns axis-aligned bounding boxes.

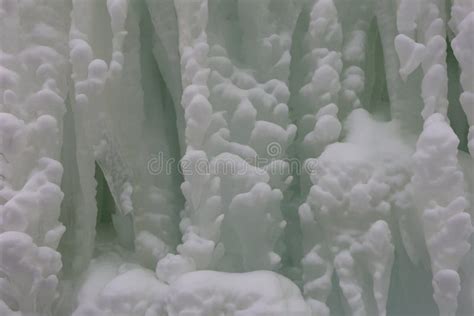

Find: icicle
[376,0,425,133]
[339,0,375,117]
[395,0,449,119]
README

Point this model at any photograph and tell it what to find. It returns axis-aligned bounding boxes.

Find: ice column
[68,0,183,273]
[393,1,473,315]
[295,0,343,314]
[68,0,131,272]
[0,0,70,314]
[157,0,302,281]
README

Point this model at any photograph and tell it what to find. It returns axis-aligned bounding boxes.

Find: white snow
[1,0,473,315]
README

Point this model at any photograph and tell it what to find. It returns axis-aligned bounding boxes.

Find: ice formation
[0,0,473,315]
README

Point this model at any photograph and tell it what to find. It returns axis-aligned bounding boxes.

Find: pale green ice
[0,0,473,315]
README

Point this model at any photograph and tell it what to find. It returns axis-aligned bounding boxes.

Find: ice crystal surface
[0,0,473,315]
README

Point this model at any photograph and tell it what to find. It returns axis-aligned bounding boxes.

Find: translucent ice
[0,0,473,315]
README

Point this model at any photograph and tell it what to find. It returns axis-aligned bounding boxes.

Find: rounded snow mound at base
[72,257,310,316]
[167,270,311,316]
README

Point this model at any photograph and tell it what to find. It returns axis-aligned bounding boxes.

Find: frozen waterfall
[0,0,473,315]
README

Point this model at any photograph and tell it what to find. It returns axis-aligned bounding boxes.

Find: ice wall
[0,0,473,316]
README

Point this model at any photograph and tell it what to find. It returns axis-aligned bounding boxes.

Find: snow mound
[167,270,311,316]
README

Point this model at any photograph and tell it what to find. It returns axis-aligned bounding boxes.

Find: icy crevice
[362,18,391,119]
[449,0,474,156]
[447,41,469,152]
